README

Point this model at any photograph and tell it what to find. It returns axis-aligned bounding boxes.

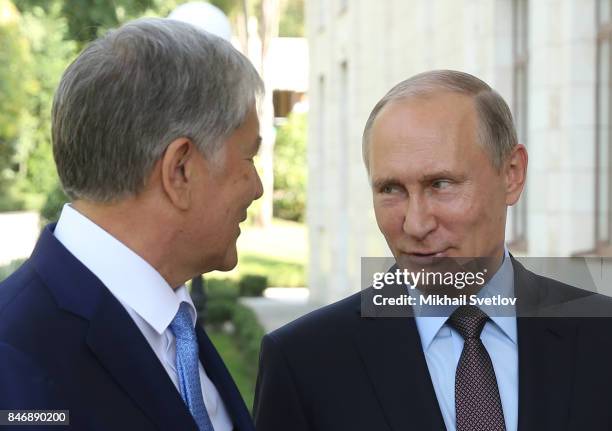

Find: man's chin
[216,249,238,272]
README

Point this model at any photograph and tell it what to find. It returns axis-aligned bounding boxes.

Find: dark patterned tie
[448,305,506,431]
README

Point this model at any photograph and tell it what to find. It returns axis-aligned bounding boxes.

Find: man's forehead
[368,123,467,168]
[371,93,478,146]
[375,91,477,129]
[368,96,485,183]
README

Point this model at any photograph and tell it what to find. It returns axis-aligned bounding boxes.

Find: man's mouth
[401,249,449,265]
[407,249,448,257]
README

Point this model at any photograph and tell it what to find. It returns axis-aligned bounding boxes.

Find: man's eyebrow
[371,170,461,189]
[418,170,458,183]
[371,177,402,189]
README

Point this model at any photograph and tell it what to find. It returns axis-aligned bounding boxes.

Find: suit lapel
[353,308,445,431]
[513,258,578,431]
[196,324,254,431]
[86,292,198,430]
[31,225,198,430]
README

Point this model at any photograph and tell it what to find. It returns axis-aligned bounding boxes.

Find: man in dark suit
[0,18,263,431]
[253,70,612,431]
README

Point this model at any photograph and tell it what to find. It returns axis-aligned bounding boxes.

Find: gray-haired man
[0,18,262,431]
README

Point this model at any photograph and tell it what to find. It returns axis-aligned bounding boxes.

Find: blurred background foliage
[1,0,306,222]
[1,0,79,213]
[273,111,306,222]
[14,0,155,46]
[278,0,302,36]
[0,0,35,210]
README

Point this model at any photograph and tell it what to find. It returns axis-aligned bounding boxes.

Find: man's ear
[505,143,528,206]
[160,138,198,211]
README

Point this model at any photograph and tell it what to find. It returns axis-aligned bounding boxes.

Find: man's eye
[381,185,398,194]
[431,180,451,189]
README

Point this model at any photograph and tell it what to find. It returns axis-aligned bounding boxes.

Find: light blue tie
[170,302,214,431]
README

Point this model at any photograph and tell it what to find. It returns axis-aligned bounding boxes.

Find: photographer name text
[372,294,517,307]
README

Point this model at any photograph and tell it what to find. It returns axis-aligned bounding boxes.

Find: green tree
[14,0,155,45]
[0,0,34,209]
[14,3,77,209]
[273,112,306,221]
[278,0,302,37]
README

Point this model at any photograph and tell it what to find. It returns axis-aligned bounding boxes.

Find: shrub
[232,303,265,369]
[206,277,239,301]
[192,277,239,325]
[205,299,235,325]
[239,274,267,297]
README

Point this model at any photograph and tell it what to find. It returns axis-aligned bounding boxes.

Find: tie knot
[169,302,196,341]
[448,305,489,339]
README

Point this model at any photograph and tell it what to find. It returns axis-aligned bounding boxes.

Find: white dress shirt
[54,204,232,431]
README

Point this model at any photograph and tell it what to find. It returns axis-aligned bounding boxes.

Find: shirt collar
[413,247,517,350]
[54,203,197,334]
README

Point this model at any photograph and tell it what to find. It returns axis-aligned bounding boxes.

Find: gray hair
[362,70,517,172]
[52,17,264,202]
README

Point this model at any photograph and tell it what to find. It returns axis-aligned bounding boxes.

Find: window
[595,0,612,251]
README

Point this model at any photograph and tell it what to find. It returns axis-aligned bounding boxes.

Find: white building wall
[528,0,598,255]
[308,0,599,304]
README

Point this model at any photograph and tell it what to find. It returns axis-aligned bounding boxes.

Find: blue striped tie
[170,302,215,431]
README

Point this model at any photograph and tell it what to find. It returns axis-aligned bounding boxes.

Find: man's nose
[402,196,437,241]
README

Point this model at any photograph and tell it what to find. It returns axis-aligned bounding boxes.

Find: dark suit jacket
[254,257,612,430]
[0,225,254,431]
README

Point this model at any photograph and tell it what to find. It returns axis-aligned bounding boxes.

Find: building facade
[307,0,612,304]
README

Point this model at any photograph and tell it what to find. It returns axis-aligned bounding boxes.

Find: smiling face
[187,106,263,273]
[368,91,519,272]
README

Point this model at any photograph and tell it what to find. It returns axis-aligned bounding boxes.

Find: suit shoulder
[0,260,40,312]
[518,262,612,315]
[0,260,63,342]
[533,268,610,300]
